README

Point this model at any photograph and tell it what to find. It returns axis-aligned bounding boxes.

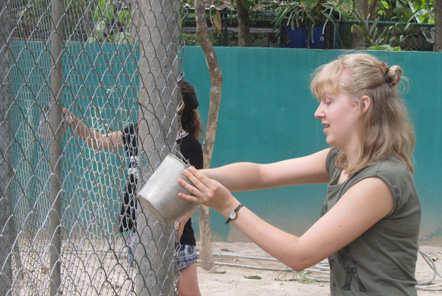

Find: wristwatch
[225,204,244,224]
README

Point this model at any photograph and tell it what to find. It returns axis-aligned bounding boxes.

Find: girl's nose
[314,103,324,119]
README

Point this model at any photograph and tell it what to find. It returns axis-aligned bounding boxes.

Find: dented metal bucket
[137,154,197,226]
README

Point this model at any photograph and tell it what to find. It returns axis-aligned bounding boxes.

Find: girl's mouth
[322,123,329,133]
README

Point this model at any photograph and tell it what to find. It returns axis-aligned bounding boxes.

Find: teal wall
[183,47,442,243]
[9,41,138,236]
[9,42,441,242]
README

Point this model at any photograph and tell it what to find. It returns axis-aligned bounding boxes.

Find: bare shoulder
[343,177,394,208]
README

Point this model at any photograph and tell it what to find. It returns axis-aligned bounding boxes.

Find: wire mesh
[1,0,183,295]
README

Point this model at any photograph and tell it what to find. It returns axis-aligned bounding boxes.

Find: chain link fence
[1,0,184,295]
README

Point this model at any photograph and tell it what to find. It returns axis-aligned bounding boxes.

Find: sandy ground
[196,242,442,296]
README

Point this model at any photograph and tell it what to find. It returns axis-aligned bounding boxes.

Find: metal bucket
[137,154,197,226]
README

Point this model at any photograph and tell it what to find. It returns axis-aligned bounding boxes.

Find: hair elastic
[385,66,391,83]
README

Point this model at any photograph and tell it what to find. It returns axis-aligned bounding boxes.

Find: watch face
[229,211,236,220]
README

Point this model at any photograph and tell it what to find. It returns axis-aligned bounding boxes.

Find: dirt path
[197,242,442,296]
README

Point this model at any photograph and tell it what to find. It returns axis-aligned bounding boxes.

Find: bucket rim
[166,153,189,168]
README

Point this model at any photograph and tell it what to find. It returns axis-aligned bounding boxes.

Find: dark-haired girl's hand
[61,108,74,125]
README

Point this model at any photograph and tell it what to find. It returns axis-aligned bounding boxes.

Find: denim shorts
[177,244,197,270]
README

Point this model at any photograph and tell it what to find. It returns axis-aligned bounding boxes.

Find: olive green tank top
[324,148,421,295]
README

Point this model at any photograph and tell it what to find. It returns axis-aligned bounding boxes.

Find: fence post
[49,0,64,295]
[133,0,180,294]
[0,1,13,294]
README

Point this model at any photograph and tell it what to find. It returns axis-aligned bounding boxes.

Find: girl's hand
[178,167,238,216]
[61,108,74,125]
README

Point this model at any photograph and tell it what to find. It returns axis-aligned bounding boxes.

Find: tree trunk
[237,0,250,47]
[195,0,223,271]
[435,0,442,51]
[352,0,368,49]
[367,0,379,18]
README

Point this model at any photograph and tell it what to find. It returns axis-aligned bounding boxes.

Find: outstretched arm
[178,159,393,271]
[62,108,124,150]
[201,148,331,192]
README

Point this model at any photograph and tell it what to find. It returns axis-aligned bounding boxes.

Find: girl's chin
[325,138,334,146]
[325,139,342,149]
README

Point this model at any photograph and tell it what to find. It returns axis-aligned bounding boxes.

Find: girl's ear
[360,95,371,114]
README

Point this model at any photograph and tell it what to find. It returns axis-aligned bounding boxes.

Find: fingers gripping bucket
[137,154,197,226]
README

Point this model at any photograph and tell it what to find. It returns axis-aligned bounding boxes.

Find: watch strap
[225,204,244,225]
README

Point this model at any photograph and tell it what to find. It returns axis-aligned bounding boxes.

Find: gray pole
[0,1,13,294]
[132,0,180,294]
[49,0,64,295]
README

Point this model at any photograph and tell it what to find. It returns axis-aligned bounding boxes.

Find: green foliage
[368,44,401,51]
[352,10,391,47]
[323,0,354,19]
[118,9,131,27]
[15,0,94,39]
[352,0,435,50]
[273,2,314,30]
[372,0,434,23]
[94,0,115,23]
[239,0,260,10]
[178,0,433,50]
[409,0,434,23]
[269,0,354,30]
[182,32,201,46]
[182,31,225,46]
[89,0,132,44]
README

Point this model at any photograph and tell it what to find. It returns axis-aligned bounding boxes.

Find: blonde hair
[311,53,415,175]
